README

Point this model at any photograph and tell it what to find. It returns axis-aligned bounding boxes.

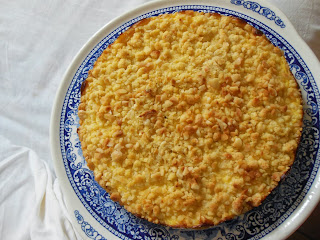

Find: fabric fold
[0,136,80,240]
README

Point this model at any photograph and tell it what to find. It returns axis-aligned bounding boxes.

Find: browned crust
[139,109,157,118]
[77,10,304,229]
[80,80,88,95]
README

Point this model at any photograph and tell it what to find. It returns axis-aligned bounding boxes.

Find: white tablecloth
[0,0,319,239]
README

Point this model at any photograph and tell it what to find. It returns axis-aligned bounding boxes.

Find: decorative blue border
[59,4,319,240]
[75,210,107,240]
[230,0,286,28]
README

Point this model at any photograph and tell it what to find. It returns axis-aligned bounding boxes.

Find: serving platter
[50,0,320,239]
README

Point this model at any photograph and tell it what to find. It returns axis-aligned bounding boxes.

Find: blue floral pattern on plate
[230,0,286,28]
[75,210,107,240]
[59,3,320,240]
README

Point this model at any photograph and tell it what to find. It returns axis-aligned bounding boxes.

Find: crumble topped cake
[77,11,303,228]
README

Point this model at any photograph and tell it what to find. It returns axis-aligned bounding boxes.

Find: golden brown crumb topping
[78,11,303,228]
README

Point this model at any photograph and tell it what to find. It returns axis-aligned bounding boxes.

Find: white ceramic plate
[50,0,320,239]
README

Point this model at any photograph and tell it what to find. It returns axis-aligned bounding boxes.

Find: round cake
[77,11,303,228]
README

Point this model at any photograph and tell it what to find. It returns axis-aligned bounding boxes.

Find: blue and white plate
[50,0,320,239]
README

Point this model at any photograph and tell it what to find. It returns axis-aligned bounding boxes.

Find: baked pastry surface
[78,11,303,228]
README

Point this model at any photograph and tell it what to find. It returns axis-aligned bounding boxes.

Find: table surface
[289,202,320,240]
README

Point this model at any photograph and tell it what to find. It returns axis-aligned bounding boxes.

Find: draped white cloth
[0,0,319,239]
